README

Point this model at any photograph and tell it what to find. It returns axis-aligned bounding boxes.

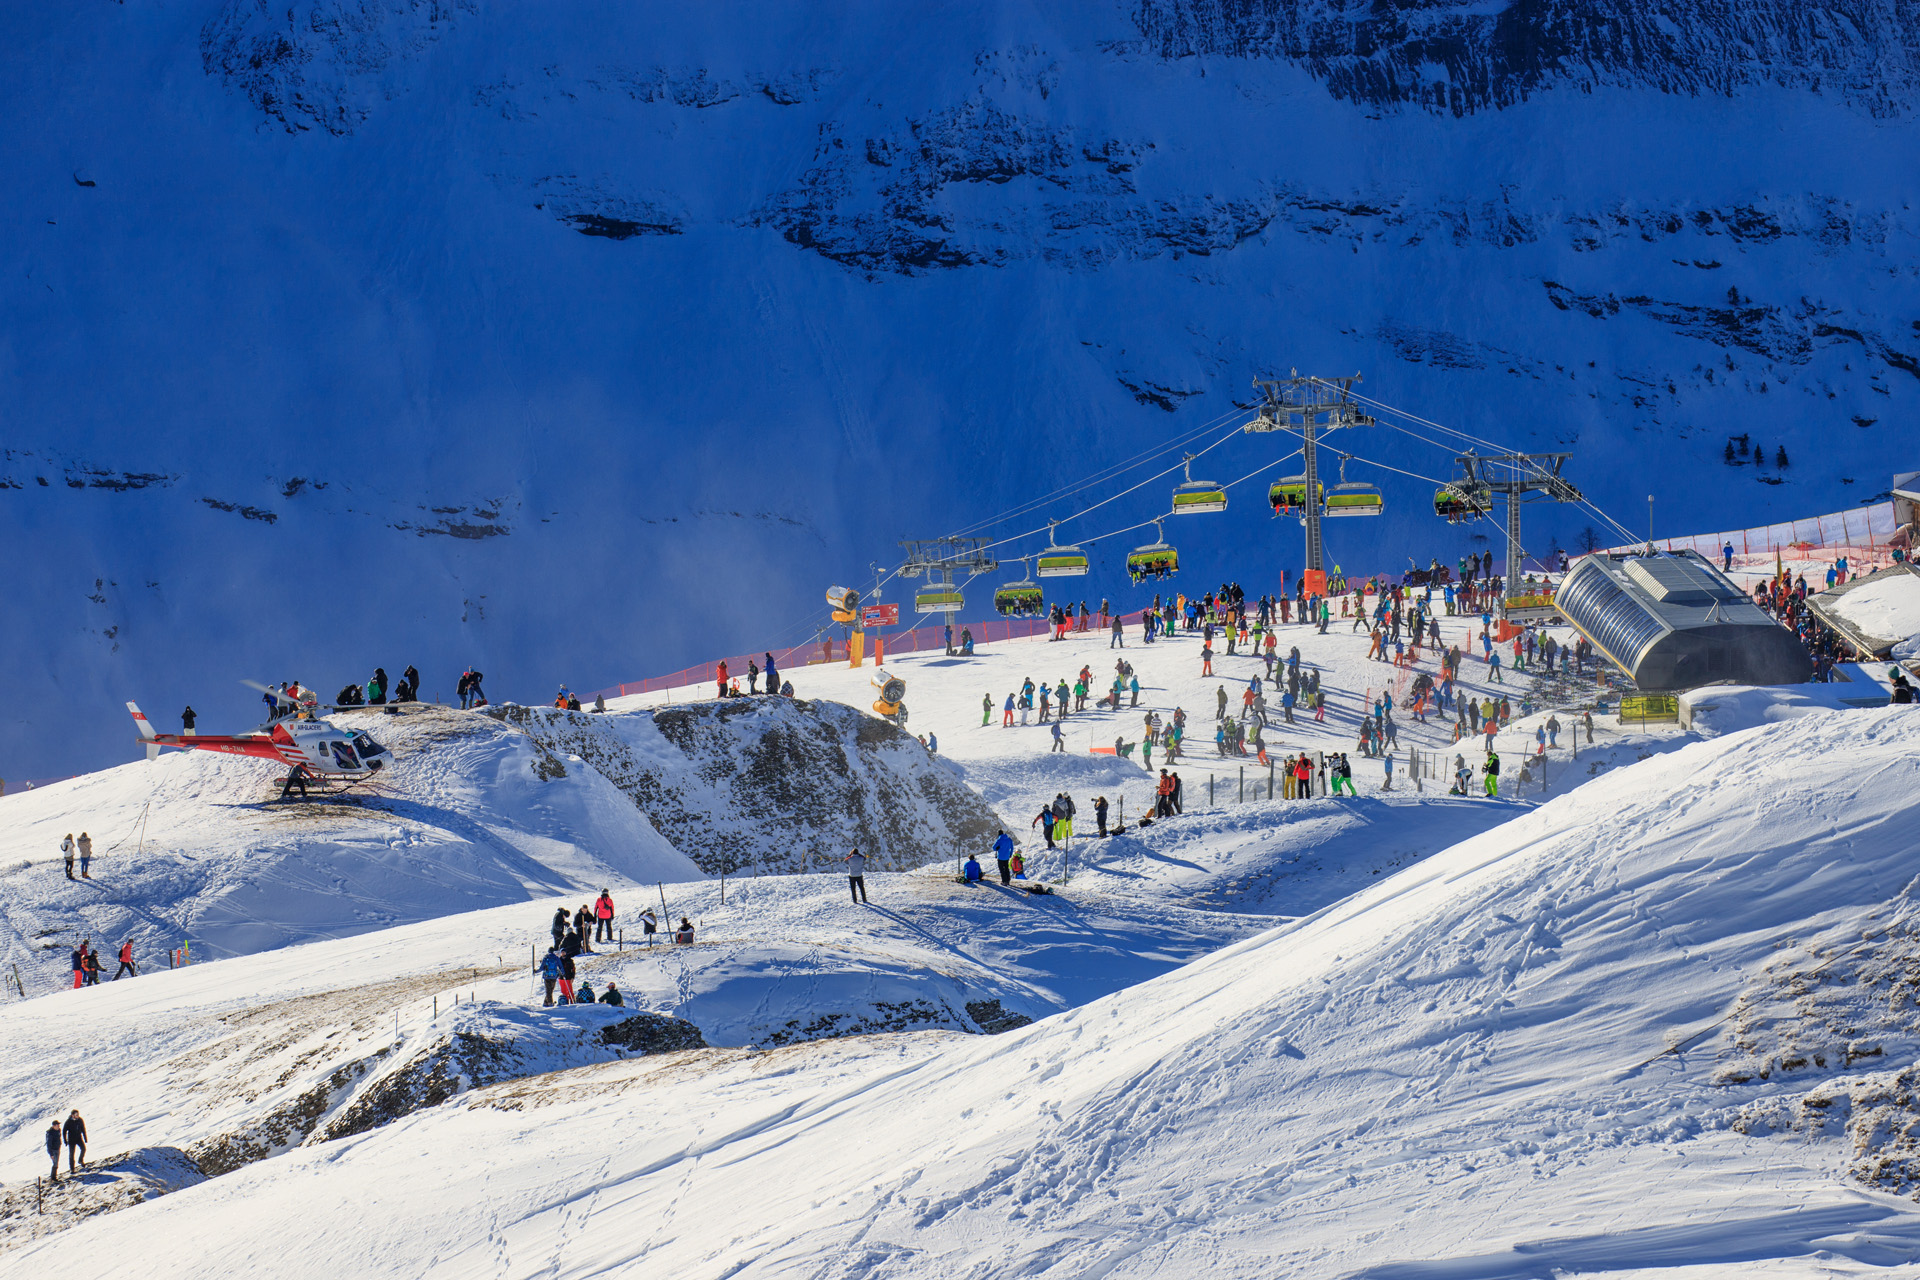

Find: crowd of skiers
[65,938,137,987]
[714,653,793,700]
[533,889,717,1006]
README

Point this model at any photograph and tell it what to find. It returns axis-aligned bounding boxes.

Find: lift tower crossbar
[1449,452,1583,615]
[1240,373,1374,575]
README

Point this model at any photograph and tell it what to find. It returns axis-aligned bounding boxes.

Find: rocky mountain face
[4,1,1917,776]
[490,698,1006,874]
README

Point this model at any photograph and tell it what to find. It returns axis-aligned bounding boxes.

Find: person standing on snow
[844,849,870,904]
[715,660,729,700]
[539,948,564,1006]
[70,942,86,990]
[593,890,616,944]
[45,1119,63,1183]
[550,907,570,950]
[61,833,75,880]
[63,1110,87,1173]
[1483,751,1501,797]
[113,940,137,979]
[1094,796,1110,837]
[1034,805,1057,849]
[78,832,93,879]
[748,661,760,694]
[1050,721,1065,752]
[1003,692,1015,727]
[983,694,993,726]
[993,830,1015,885]
[181,706,197,736]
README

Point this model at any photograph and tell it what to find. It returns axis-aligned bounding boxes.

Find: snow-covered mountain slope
[6,705,1917,1277]
[0,695,1004,993]
[5,0,1916,779]
[0,705,700,989]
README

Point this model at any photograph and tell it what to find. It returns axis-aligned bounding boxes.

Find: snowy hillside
[4,701,1916,1274]
[0,696,1002,994]
[5,0,1918,778]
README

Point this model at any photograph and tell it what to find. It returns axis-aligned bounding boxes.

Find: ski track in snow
[2,600,1916,1274]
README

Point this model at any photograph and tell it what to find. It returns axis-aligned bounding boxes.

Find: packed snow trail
[5,708,1917,1277]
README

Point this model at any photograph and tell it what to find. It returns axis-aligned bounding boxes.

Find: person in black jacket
[63,1109,87,1173]
[551,907,569,949]
[45,1120,61,1182]
[181,706,196,736]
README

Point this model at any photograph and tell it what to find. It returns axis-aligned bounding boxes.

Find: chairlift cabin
[994,560,1045,617]
[1035,520,1089,578]
[914,569,965,614]
[1126,520,1180,582]
[1323,456,1383,518]
[1170,454,1228,515]
[1268,477,1325,516]
[1433,483,1491,524]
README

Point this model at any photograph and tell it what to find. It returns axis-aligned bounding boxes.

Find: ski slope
[4,705,1915,1277]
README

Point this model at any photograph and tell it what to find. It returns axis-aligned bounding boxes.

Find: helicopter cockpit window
[331,742,358,770]
[354,734,388,759]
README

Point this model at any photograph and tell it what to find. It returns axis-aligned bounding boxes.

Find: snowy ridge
[3,704,1918,1274]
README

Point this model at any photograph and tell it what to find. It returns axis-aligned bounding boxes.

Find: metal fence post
[1238,767,1244,803]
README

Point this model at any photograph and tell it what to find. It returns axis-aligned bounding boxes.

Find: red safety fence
[588,611,1157,703]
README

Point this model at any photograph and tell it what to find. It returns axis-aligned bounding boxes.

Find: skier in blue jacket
[993,831,1015,884]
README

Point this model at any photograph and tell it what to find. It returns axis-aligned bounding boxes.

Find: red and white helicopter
[127,682,397,799]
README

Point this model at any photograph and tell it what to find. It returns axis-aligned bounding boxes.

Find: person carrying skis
[993,830,1015,884]
[593,890,616,944]
[844,849,870,903]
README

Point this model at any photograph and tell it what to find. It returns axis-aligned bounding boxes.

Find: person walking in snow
[993,830,1015,885]
[113,940,136,979]
[1050,721,1065,753]
[78,832,93,879]
[45,1119,62,1184]
[594,890,616,944]
[63,1110,87,1173]
[1201,643,1214,676]
[1216,685,1228,720]
[844,849,870,904]
[70,941,87,990]
[61,833,75,880]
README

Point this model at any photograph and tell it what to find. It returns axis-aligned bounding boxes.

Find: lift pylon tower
[1240,373,1374,576]
[1449,452,1583,615]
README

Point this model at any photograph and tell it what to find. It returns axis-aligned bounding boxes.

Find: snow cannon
[826,586,861,625]
[871,669,906,718]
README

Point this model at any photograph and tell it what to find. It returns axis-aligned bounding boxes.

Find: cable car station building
[1555,549,1813,690]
